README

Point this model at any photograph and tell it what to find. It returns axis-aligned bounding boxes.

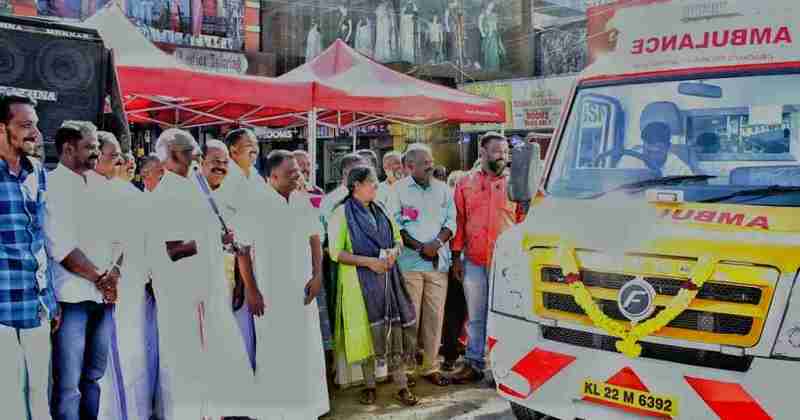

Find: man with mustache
[450,131,519,384]
[244,150,328,419]
[0,96,99,419]
[390,144,456,387]
[199,140,257,419]
[93,131,158,420]
[147,129,235,419]
[117,151,137,183]
[293,149,324,196]
[139,154,164,192]
[48,121,124,420]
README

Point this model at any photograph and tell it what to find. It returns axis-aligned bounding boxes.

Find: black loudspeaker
[0,15,108,166]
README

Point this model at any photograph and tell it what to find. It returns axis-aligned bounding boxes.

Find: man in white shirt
[200,140,260,419]
[245,150,328,419]
[49,122,123,420]
[93,132,158,420]
[222,129,266,366]
[147,129,231,419]
[618,122,693,176]
[139,154,164,192]
[376,151,403,210]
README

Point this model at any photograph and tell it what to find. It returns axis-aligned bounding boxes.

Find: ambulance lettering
[631,26,793,55]
[659,209,770,229]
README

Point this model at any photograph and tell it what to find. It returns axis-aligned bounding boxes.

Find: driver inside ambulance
[618,122,693,176]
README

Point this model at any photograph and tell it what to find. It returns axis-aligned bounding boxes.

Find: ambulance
[491,1,800,418]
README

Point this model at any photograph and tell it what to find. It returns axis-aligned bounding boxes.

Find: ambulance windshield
[547,73,800,206]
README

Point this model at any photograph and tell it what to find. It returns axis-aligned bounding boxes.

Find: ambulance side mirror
[508,142,541,203]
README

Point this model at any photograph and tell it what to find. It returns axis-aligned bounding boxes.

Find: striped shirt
[0,156,60,329]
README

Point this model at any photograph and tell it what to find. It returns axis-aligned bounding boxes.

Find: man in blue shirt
[0,96,115,420]
[391,144,456,387]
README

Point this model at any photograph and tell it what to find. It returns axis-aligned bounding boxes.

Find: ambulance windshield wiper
[588,175,717,199]
[699,185,800,203]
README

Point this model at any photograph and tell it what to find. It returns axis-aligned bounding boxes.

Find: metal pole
[309,108,318,188]
[352,126,357,152]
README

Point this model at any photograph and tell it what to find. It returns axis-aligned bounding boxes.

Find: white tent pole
[352,125,357,152]
[309,108,318,188]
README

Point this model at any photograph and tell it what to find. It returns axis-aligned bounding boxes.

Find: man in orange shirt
[451,132,519,384]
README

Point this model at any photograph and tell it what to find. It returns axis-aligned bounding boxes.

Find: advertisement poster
[539,22,587,77]
[37,0,245,50]
[585,0,671,65]
[461,75,575,133]
[512,75,575,130]
[459,81,513,132]
[0,0,11,15]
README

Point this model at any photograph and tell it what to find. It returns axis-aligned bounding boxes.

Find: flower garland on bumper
[557,244,717,358]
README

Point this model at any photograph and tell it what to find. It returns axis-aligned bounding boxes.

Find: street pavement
[325,373,516,420]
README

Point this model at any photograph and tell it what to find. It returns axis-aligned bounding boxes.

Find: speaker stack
[0,15,109,166]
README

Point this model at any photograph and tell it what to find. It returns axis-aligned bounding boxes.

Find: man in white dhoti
[246,150,329,419]
[147,129,233,419]
[200,140,260,419]
[94,132,161,420]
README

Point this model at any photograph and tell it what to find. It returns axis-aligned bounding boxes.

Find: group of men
[0,95,329,420]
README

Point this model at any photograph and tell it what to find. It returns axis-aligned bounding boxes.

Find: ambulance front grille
[541,326,753,372]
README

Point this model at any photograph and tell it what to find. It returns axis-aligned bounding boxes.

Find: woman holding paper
[327,165,419,407]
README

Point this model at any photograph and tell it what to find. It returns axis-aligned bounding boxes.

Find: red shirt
[452,169,521,267]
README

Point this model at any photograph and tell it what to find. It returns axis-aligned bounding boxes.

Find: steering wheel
[593,149,648,169]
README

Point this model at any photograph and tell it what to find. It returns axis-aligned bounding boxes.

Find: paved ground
[325,372,516,420]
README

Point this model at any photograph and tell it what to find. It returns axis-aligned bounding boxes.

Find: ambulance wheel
[510,402,551,420]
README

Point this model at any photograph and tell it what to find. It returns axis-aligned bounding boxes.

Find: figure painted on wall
[355,17,374,58]
[429,14,445,63]
[337,5,353,46]
[479,0,504,72]
[374,0,397,62]
[399,0,418,63]
[306,20,323,62]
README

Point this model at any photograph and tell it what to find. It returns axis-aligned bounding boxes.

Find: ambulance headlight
[490,228,531,320]
[773,273,800,359]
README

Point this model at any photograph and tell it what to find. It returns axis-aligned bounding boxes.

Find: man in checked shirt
[0,96,118,420]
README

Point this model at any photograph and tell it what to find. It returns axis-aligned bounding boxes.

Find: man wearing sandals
[390,145,456,388]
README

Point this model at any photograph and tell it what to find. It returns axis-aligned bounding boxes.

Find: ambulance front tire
[510,402,554,420]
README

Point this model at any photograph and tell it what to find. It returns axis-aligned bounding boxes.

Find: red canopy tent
[276,40,505,181]
[84,4,312,129]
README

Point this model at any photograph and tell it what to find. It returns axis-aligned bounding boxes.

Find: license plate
[582,378,679,417]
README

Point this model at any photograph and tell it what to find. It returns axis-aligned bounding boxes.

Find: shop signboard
[461,76,575,133]
[460,81,513,133]
[174,47,248,74]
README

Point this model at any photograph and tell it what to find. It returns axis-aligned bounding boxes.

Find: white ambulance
[492,1,800,419]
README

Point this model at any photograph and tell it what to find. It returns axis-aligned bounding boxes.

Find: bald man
[148,129,235,419]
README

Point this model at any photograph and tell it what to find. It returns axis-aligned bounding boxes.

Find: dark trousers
[440,271,468,363]
[51,301,114,420]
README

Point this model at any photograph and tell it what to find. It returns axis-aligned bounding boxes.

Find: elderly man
[376,151,403,209]
[148,129,232,419]
[118,151,137,183]
[245,150,328,419]
[93,131,158,420]
[390,145,456,387]
[48,121,124,420]
[200,140,258,419]
[139,154,164,192]
[293,149,324,195]
[0,97,104,419]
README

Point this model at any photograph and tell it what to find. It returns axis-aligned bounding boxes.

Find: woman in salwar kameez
[327,166,419,406]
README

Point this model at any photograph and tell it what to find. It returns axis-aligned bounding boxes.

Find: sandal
[359,387,377,405]
[394,388,419,407]
[422,372,450,386]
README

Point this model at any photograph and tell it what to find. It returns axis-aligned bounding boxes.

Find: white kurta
[247,187,329,419]
[98,180,156,420]
[148,170,226,419]
[204,173,260,418]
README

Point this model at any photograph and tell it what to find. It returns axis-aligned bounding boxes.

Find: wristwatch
[435,238,445,248]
